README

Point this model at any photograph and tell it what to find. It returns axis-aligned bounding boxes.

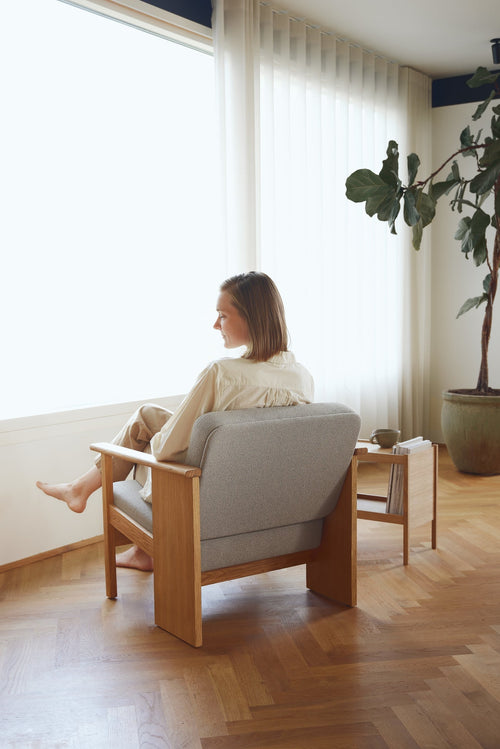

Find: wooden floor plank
[160,677,204,749]
[1,447,500,747]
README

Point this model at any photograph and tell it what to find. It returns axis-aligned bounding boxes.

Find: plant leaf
[385,199,401,234]
[455,216,473,257]
[450,161,461,181]
[471,207,490,236]
[412,219,423,250]
[454,209,489,264]
[379,140,400,188]
[345,169,393,203]
[407,153,420,186]
[492,114,500,139]
[460,125,474,153]
[479,138,500,166]
[403,189,420,226]
[430,175,460,201]
[364,191,384,214]
[455,216,471,241]
[470,160,500,195]
[466,66,499,88]
[367,191,399,219]
[416,190,436,227]
[483,273,492,294]
[472,90,497,121]
[473,237,488,266]
[456,294,488,318]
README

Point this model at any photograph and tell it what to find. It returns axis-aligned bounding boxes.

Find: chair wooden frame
[91,442,360,647]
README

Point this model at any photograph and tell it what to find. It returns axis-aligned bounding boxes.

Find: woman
[37,272,314,570]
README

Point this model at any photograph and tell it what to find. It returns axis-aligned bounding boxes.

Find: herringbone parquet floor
[1,447,500,748]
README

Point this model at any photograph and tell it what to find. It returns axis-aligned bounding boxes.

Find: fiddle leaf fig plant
[346,66,500,395]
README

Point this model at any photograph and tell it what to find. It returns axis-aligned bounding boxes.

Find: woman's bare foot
[116,545,154,572]
[36,466,102,514]
[36,480,89,513]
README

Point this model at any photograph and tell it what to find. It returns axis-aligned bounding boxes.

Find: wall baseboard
[0,535,105,574]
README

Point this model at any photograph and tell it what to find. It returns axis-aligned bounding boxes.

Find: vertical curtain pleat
[213,0,259,271]
[214,0,432,438]
[398,67,433,437]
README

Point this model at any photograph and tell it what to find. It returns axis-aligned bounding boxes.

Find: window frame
[59,0,213,52]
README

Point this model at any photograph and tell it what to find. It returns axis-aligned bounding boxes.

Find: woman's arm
[150,363,220,463]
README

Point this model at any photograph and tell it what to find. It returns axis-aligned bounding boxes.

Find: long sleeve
[150,363,219,463]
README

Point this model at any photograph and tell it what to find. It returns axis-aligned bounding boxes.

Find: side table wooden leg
[403,521,409,565]
[432,444,438,550]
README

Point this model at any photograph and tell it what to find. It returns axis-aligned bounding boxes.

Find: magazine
[386,437,432,514]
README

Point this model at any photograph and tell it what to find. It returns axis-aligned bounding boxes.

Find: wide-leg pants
[94,403,173,481]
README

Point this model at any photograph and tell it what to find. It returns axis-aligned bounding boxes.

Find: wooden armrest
[90,442,201,478]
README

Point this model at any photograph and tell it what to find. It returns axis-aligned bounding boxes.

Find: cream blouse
[139,351,314,502]
[151,351,314,464]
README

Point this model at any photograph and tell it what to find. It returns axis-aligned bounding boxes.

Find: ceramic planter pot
[441,390,500,475]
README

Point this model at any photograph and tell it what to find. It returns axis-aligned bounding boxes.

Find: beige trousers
[94,403,173,481]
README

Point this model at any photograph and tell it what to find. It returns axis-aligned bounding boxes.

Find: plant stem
[476,177,500,393]
[415,144,485,190]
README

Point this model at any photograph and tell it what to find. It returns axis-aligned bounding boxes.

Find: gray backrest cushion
[185,403,360,541]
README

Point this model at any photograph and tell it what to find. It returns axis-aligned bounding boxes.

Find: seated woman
[37,271,314,570]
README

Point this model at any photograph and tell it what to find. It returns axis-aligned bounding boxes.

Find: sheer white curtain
[214,0,432,437]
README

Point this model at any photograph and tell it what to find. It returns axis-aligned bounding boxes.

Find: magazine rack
[356,441,438,565]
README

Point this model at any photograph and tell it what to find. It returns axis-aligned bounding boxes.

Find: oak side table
[355,440,438,565]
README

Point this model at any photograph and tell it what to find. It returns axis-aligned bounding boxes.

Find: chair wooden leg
[101,454,117,599]
[306,457,357,606]
[152,470,202,647]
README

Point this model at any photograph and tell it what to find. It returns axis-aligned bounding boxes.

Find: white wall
[429,102,500,441]
[0,395,183,568]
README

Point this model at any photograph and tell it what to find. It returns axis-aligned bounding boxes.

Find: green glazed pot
[441,390,500,475]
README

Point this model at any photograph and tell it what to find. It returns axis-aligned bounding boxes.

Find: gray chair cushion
[113,479,152,531]
[112,403,361,571]
[186,404,360,540]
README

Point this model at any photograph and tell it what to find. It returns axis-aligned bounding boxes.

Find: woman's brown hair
[220,272,289,361]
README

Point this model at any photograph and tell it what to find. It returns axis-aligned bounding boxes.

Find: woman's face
[214,291,250,349]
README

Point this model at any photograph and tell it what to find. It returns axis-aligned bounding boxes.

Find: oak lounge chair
[91,402,361,647]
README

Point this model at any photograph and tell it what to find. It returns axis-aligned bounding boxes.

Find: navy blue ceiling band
[143,0,212,28]
[433,72,499,108]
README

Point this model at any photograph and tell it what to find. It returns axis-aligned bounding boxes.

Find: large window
[1,0,224,420]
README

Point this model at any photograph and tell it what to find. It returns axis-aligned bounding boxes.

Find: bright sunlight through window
[1,1,225,420]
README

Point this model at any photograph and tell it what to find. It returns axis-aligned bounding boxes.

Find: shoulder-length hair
[220,272,289,361]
